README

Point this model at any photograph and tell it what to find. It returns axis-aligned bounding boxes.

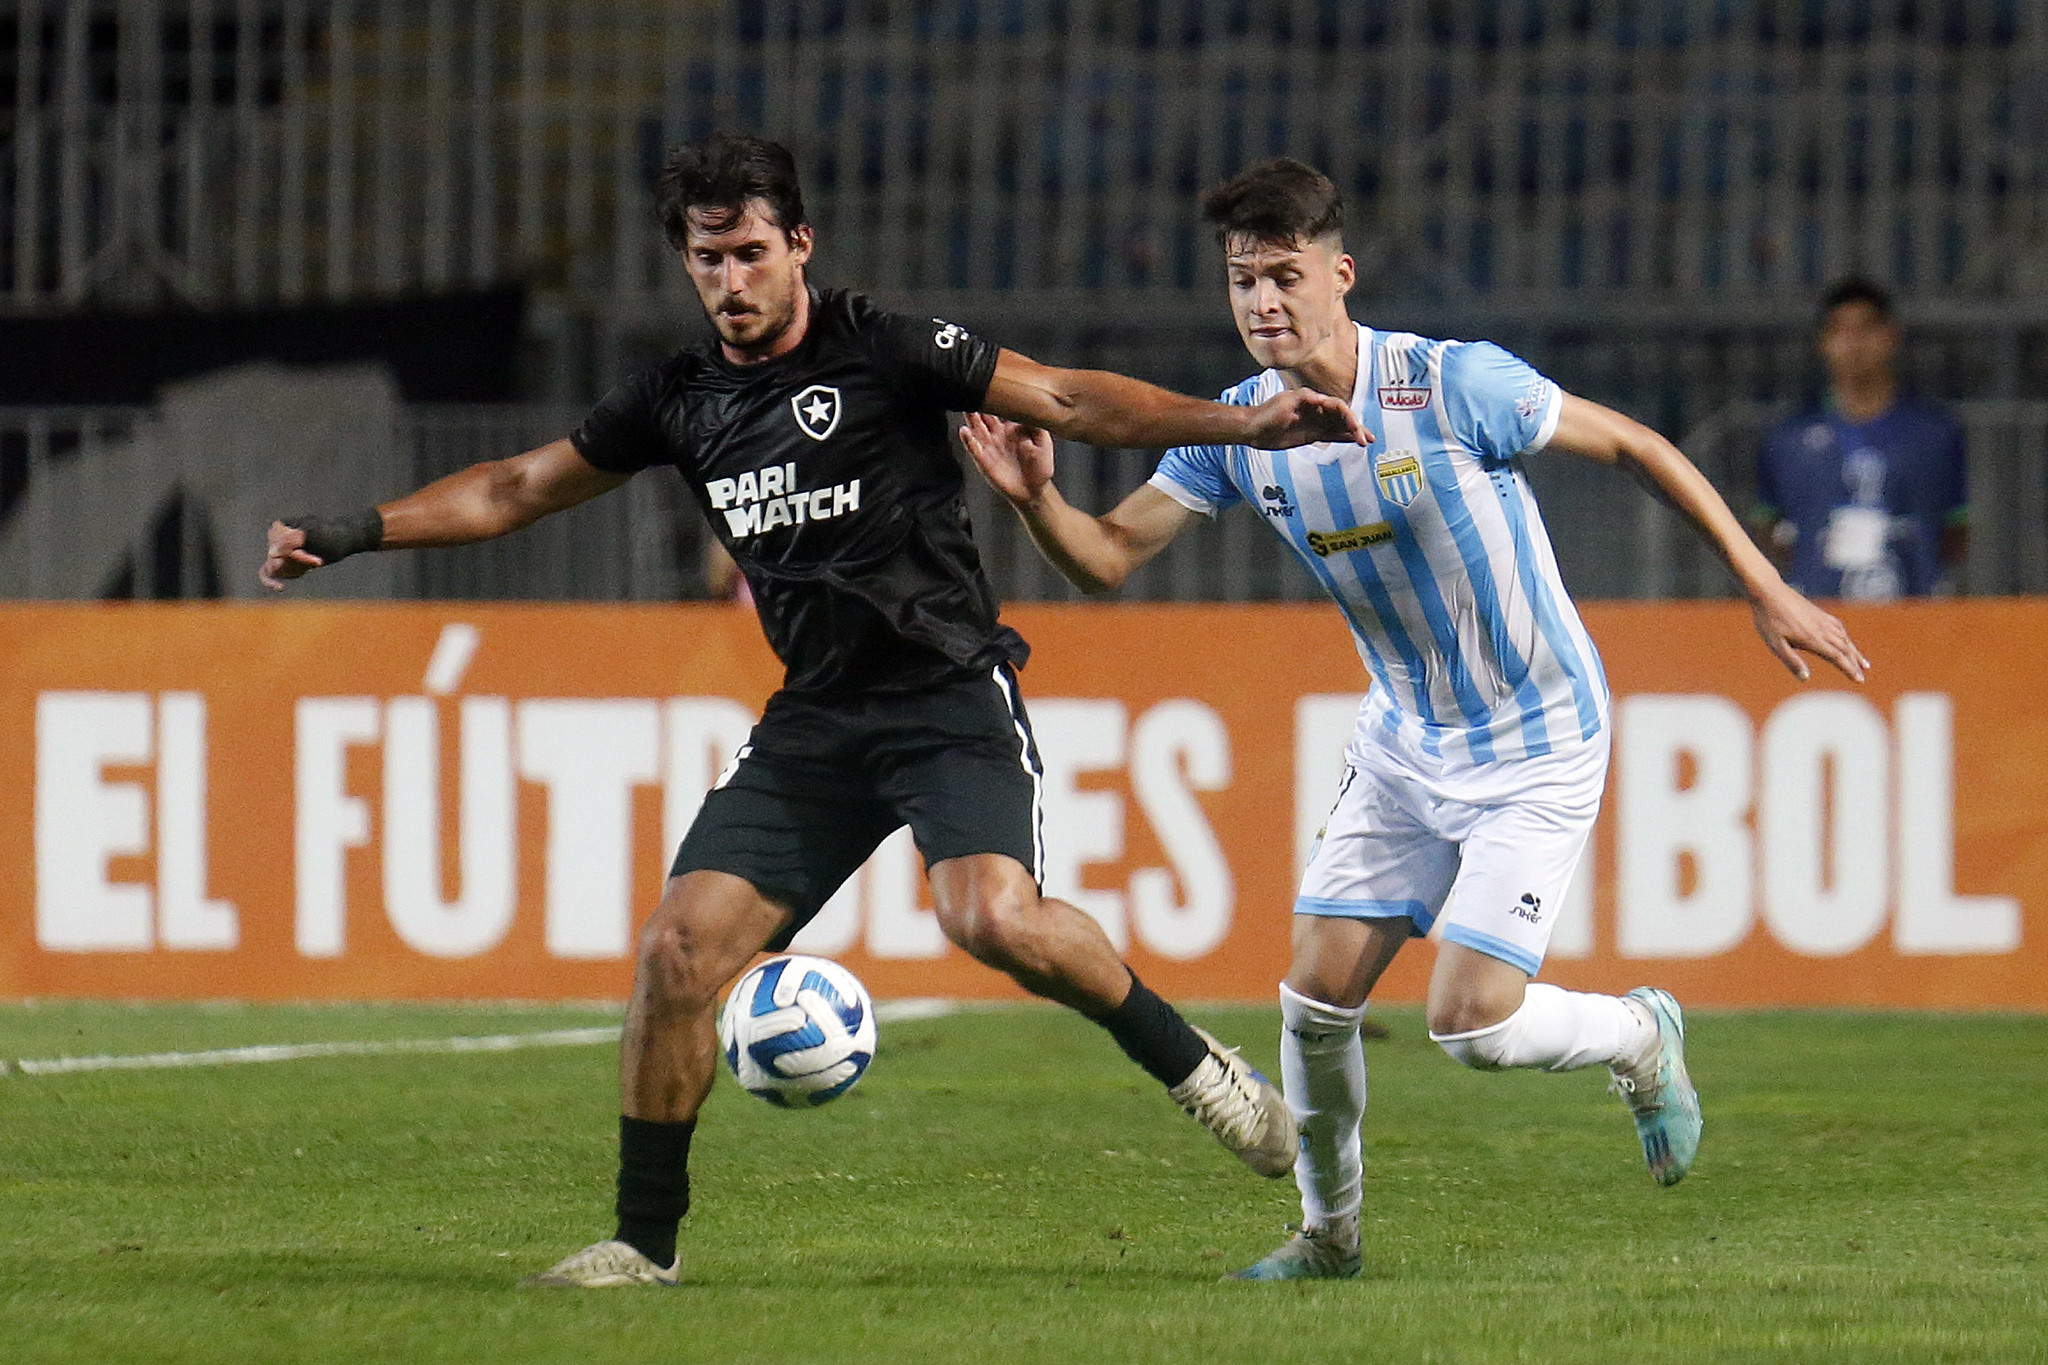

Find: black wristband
[284,508,384,565]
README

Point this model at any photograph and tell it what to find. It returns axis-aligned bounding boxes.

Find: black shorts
[670,664,1045,950]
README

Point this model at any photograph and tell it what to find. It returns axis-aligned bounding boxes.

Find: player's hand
[1750,580,1869,682]
[1241,388,1372,450]
[259,519,324,591]
[959,413,1056,507]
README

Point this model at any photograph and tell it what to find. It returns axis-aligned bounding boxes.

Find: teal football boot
[1229,1220,1362,1281]
[1611,987,1702,1186]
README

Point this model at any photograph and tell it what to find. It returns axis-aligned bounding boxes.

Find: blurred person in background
[1754,279,1969,600]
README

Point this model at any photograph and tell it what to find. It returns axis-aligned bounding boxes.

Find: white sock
[1429,983,1655,1073]
[1280,982,1368,1231]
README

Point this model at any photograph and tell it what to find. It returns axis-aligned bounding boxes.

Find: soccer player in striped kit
[961,158,1869,1280]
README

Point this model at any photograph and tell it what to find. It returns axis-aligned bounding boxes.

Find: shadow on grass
[670,1255,1241,1293]
[0,1247,511,1297]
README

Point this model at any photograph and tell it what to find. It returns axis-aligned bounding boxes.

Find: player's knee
[1427,996,1520,1069]
[939,882,1040,970]
[634,916,722,1015]
[1286,967,1360,1012]
[1427,995,1507,1038]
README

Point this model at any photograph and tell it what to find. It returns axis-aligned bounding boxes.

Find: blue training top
[1757,399,1967,600]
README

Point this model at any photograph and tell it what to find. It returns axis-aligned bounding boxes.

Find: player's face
[1224,236,1355,372]
[682,201,815,356]
[1818,300,1900,386]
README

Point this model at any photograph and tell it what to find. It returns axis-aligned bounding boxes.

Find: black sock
[614,1115,694,1268]
[1089,970,1212,1089]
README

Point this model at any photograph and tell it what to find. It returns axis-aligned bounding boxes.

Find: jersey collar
[1285,322,1375,466]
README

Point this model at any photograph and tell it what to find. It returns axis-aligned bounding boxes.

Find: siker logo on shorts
[708,463,862,538]
[1511,892,1543,923]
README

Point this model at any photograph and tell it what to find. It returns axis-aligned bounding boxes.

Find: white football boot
[519,1239,680,1289]
[1167,1026,1299,1178]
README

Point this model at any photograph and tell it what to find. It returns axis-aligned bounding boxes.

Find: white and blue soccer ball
[719,954,877,1108]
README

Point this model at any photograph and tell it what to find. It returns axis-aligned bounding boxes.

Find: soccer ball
[719,954,877,1108]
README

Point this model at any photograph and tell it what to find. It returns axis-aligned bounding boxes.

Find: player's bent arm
[1548,398,1780,598]
[983,350,1367,451]
[261,439,627,589]
[958,412,1195,593]
[1017,483,1198,594]
[1548,394,1869,683]
[377,439,626,549]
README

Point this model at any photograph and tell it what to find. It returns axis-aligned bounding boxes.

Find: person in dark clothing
[260,133,1369,1288]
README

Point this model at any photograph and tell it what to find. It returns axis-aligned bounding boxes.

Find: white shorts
[1294,723,1610,975]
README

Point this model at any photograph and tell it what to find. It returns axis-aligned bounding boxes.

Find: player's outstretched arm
[1548,395,1870,683]
[959,414,1195,593]
[260,438,628,591]
[982,350,1369,451]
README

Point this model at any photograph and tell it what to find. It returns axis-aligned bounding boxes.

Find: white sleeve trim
[1523,383,1565,454]
[1148,470,1220,517]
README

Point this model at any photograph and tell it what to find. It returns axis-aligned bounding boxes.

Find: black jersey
[571,288,1027,695]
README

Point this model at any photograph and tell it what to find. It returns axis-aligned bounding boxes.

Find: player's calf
[1428,981,1654,1072]
[1425,975,1701,1186]
[611,871,791,1274]
[930,855,1296,1177]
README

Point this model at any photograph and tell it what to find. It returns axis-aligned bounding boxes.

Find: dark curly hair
[655,133,808,249]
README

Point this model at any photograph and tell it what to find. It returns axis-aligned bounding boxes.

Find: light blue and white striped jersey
[1151,323,1608,766]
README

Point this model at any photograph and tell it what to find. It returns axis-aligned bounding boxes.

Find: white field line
[0,999,958,1077]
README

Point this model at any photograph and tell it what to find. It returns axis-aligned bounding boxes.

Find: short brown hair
[1202,158,1343,250]
[655,133,808,249]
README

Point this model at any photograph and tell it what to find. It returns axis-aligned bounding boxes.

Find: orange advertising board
[3,600,2043,1009]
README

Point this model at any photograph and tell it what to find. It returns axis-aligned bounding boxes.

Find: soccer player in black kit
[261,133,1368,1288]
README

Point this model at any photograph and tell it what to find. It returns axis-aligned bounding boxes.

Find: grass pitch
[2,1001,2043,1364]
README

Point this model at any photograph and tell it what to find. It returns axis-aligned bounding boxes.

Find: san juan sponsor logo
[1375,451,1424,508]
[1306,521,1394,557]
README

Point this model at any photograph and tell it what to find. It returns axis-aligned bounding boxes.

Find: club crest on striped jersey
[1375,450,1424,507]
